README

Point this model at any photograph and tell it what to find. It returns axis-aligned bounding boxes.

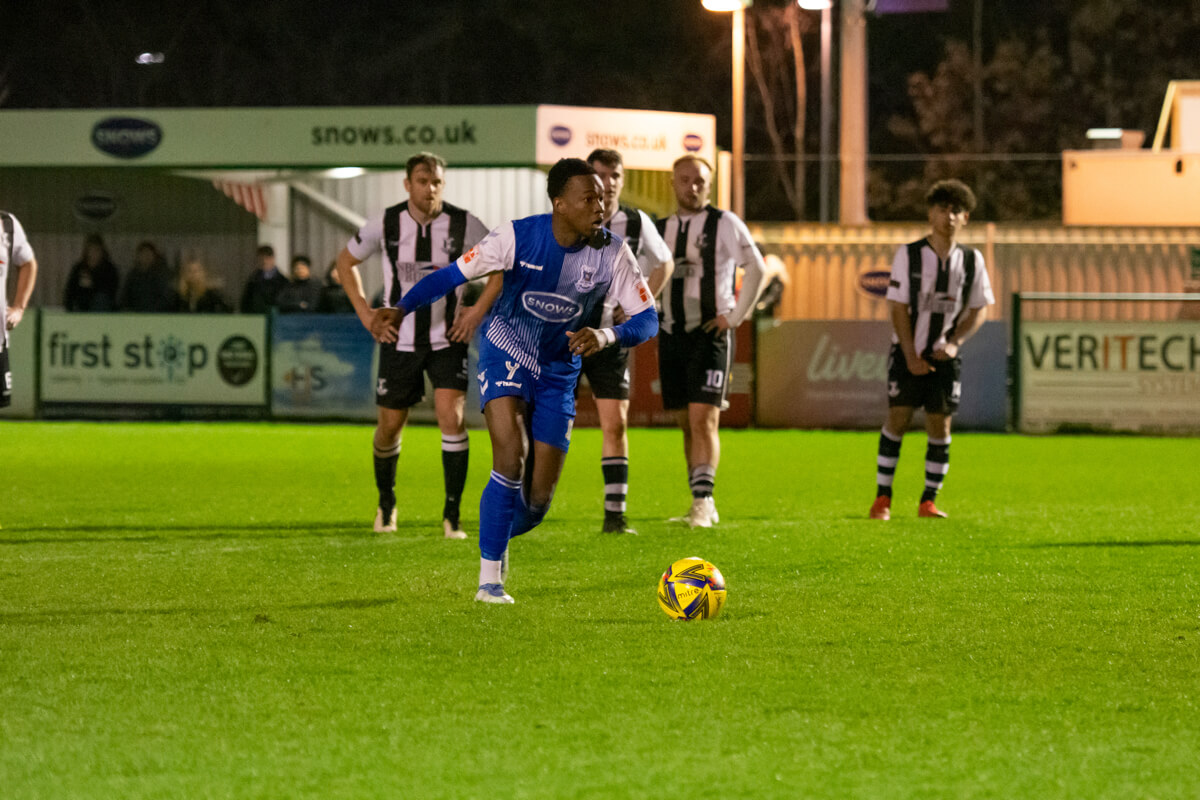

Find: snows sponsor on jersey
[521,292,582,323]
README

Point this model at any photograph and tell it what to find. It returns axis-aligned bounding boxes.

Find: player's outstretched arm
[448,272,502,343]
[566,307,659,357]
[399,264,469,315]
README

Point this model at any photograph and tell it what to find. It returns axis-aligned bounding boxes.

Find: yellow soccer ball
[657,557,727,621]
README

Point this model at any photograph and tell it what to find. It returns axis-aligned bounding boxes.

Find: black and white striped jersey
[0,211,35,350]
[656,205,766,334]
[587,205,671,329]
[347,201,488,351]
[886,238,995,357]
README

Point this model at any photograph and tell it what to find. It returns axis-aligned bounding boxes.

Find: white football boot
[373,507,397,533]
[443,519,467,540]
[475,583,514,604]
[686,496,718,528]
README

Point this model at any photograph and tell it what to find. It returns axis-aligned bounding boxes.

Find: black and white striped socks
[442,432,470,525]
[875,427,902,498]
[921,436,950,503]
[601,456,629,514]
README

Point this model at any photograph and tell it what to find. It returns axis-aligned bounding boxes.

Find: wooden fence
[751,223,1200,322]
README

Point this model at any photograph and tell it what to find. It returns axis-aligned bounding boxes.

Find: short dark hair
[547,158,596,200]
[586,148,623,169]
[406,152,446,179]
[256,244,274,257]
[925,179,976,212]
[291,255,311,268]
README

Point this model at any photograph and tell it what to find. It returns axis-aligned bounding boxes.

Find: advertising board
[535,106,716,171]
[1018,320,1200,433]
[757,320,1007,430]
[271,314,377,420]
[39,311,267,417]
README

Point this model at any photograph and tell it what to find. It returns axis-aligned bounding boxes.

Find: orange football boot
[869,496,891,520]
[918,500,948,518]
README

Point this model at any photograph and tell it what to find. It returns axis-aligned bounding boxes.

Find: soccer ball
[657,557,726,621]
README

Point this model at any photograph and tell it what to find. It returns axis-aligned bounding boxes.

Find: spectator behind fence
[120,240,175,313]
[276,255,322,313]
[64,234,120,312]
[317,260,355,313]
[239,244,287,313]
[175,259,231,313]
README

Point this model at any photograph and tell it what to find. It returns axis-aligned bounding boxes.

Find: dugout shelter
[0,105,718,421]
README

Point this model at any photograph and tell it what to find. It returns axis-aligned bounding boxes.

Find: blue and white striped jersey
[456,214,654,378]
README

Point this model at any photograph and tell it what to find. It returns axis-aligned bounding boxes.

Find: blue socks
[479,470,520,561]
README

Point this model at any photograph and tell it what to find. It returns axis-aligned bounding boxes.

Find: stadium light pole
[798,0,834,223]
[702,0,751,218]
[839,0,868,223]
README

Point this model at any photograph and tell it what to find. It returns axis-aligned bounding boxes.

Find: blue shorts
[476,341,577,452]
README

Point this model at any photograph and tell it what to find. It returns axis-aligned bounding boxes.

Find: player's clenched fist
[370,307,402,343]
[565,327,610,358]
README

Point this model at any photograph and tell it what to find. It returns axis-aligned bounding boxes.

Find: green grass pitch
[2,421,1199,799]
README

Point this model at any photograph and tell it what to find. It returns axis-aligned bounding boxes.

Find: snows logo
[521,292,582,323]
[91,117,163,159]
[550,125,572,146]
[856,270,892,300]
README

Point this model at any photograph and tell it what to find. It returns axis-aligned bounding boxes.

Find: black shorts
[580,346,630,401]
[658,327,732,410]
[0,346,10,409]
[887,343,962,415]
[376,343,468,410]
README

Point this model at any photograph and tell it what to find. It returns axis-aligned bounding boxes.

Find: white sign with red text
[535,106,716,171]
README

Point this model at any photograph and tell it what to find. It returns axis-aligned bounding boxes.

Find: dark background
[2,0,1196,220]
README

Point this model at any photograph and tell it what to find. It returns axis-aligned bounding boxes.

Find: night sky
[2,0,1193,220]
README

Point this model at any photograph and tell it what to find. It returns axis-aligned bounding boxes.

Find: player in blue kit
[367,158,659,604]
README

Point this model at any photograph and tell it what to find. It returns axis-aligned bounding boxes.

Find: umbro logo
[520,260,543,272]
